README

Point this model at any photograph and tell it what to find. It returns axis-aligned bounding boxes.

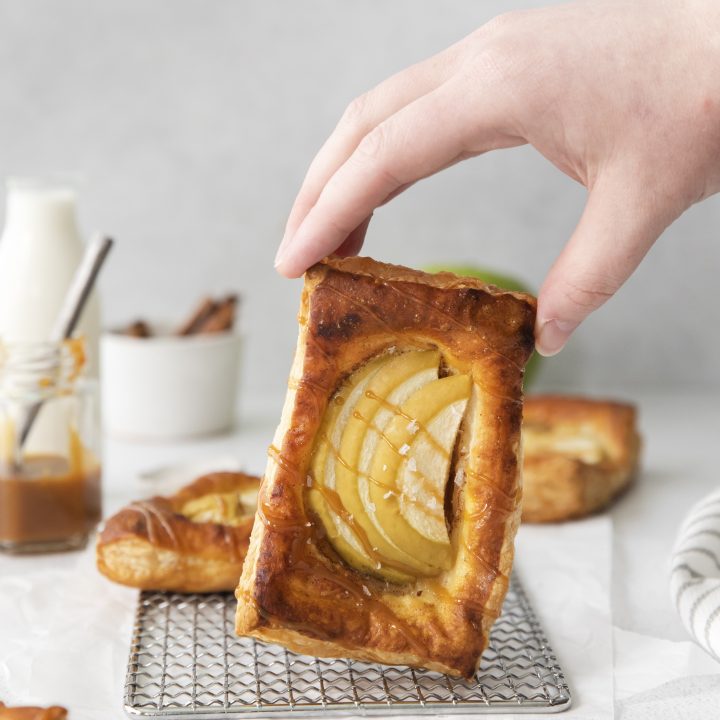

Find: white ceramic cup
[101,331,241,440]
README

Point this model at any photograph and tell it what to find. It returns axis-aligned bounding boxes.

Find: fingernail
[535,319,578,357]
[274,234,291,269]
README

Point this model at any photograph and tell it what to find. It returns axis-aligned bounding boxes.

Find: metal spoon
[15,235,114,460]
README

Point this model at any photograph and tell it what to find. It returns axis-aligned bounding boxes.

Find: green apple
[423,263,542,388]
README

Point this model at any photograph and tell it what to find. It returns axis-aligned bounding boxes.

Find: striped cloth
[670,487,720,662]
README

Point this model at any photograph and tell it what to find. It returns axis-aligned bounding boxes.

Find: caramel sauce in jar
[0,453,101,551]
[0,340,101,553]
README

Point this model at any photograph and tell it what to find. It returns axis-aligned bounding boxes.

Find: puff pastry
[235,256,536,678]
[521,395,640,523]
[97,471,260,593]
[0,703,67,720]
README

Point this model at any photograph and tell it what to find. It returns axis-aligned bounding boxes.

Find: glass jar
[0,339,101,553]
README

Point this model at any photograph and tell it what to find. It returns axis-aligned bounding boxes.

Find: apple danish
[0,702,67,720]
[521,395,641,523]
[235,256,536,678]
[97,471,260,593]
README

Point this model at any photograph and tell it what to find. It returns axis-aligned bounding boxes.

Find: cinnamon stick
[194,294,237,334]
[125,320,152,338]
[176,297,218,336]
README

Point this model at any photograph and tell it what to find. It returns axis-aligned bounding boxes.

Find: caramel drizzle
[316,284,395,333]
[259,445,428,656]
[255,494,311,535]
[267,443,296,476]
[319,430,445,512]
[127,501,179,549]
[460,541,503,581]
[268,441,432,577]
[463,466,517,506]
[244,560,427,656]
[296,561,427,656]
[260,445,313,535]
[310,483,423,578]
[429,581,498,618]
[456,466,516,599]
[287,376,330,395]
[381,281,525,373]
[472,381,522,406]
[260,441,508,655]
[364,389,451,459]
[306,331,335,362]
[260,313,521,656]
[126,498,245,556]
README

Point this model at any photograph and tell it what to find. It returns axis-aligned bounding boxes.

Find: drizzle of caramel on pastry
[363,390,451,460]
[123,492,250,556]
[318,430,445,510]
[368,279,525,372]
[262,443,427,655]
[268,443,420,575]
[267,443,295,476]
[310,483,425,578]
[127,500,180,548]
[286,376,330,395]
[315,284,395,333]
[255,497,310,535]
[464,467,518,507]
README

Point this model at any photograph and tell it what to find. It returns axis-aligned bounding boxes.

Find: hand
[273,0,720,355]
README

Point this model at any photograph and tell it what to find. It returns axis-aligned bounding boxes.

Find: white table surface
[1,391,719,719]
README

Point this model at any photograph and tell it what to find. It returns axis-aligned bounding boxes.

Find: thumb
[535,173,676,356]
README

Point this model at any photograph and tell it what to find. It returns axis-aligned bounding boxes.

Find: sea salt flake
[383,490,394,499]
[407,457,417,472]
[306,475,313,487]
[399,443,410,456]
[454,468,466,487]
[406,419,419,434]
[387,345,397,354]
[451,403,466,419]
[362,584,371,597]
[367,501,376,513]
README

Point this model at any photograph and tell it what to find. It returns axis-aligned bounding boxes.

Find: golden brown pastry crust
[521,395,641,523]
[96,472,260,593]
[235,256,536,678]
[0,702,67,720]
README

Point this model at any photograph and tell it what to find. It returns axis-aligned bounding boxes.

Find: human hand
[274,0,720,355]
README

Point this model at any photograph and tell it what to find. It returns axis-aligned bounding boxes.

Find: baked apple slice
[308,348,470,583]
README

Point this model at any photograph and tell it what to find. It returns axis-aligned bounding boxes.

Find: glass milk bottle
[0,178,100,371]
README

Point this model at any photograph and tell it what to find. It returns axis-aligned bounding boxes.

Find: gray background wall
[1,0,718,404]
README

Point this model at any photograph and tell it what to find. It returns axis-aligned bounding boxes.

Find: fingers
[281,37,473,250]
[535,173,678,356]
[334,214,372,258]
[275,69,526,277]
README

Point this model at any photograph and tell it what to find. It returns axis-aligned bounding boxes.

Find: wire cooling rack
[124,574,571,717]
